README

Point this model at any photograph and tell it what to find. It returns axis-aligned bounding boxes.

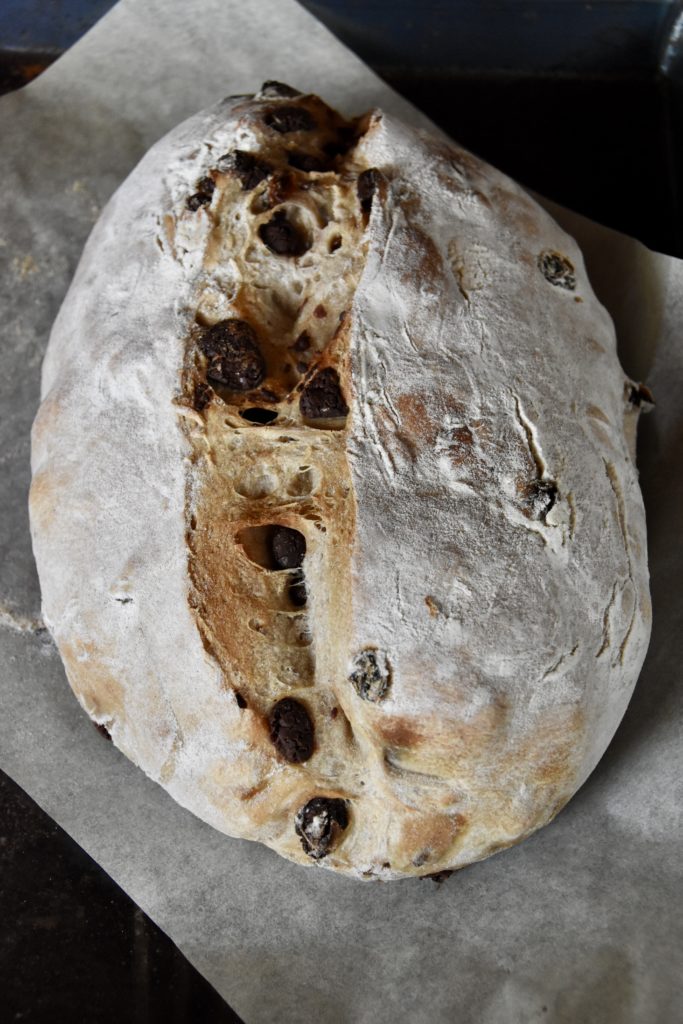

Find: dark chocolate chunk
[292,331,311,352]
[523,479,558,520]
[420,870,454,884]
[199,319,266,391]
[224,150,273,191]
[196,176,215,196]
[258,210,310,256]
[323,125,358,158]
[269,697,314,763]
[300,367,349,420]
[186,191,211,211]
[239,407,278,424]
[192,380,214,412]
[93,722,112,741]
[233,152,272,190]
[537,251,576,291]
[349,649,391,702]
[234,691,247,709]
[295,797,349,859]
[288,569,307,607]
[186,176,215,211]
[287,151,329,173]
[357,168,382,215]
[260,171,298,210]
[264,106,317,134]
[217,150,270,190]
[626,382,655,408]
[271,526,306,569]
[260,81,302,98]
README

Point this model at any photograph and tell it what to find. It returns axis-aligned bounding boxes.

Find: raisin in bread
[30,83,651,880]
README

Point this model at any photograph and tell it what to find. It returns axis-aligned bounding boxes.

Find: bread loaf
[29,83,651,879]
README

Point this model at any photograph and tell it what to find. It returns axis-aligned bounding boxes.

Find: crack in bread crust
[179,89,372,865]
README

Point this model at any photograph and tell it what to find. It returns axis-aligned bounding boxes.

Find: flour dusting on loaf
[30,84,651,879]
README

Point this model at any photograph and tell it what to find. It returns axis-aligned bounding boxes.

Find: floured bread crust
[30,84,651,880]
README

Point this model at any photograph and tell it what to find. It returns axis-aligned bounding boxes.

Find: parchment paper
[1,2,682,1021]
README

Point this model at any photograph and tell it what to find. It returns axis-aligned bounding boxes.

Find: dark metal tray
[1,2,680,1021]
[1,0,681,254]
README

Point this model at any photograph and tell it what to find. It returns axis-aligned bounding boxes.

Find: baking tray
[1,0,681,254]
[1,1,680,1020]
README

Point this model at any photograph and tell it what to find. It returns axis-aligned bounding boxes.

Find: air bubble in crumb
[287,466,319,496]
[234,470,279,499]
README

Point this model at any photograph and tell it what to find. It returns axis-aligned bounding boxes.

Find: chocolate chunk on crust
[186,176,215,211]
[226,150,273,191]
[538,250,576,291]
[264,106,317,134]
[199,319,266,391]
[295,797,349,859]
[269,698,314,763]
[349,649,391,702]
[187,193,209,211]
[522,479,558,521]
[287,151,330,173]
[258,210,310,256]
[260,81,302,98]
[292,331,311,352]
[271,527,306,569]
[300,367,349,420]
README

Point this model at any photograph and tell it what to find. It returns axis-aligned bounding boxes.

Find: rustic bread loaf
[29,84,651,880]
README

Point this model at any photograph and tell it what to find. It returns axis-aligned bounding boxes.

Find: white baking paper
[1,1,682,1021]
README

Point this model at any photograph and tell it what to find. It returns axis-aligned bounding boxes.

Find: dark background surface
[1,2,681,1021]
[1,0,682,255]
[0,767,243,1023]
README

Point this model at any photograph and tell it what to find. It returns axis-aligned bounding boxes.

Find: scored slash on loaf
[29,82,651,880]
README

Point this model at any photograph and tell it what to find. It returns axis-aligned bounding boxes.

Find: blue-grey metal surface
[0,0,115,53]
[1,6,682,253]
[0,1,678,73]
[304,0,676,74]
